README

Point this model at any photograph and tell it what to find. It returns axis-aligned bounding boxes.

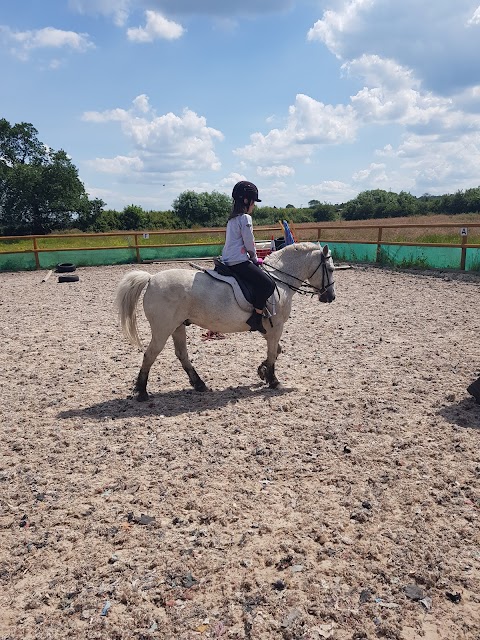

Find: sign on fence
[460,227,468,236]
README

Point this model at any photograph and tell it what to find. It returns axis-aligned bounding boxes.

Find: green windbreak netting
[0,252,37,271]
[378,245,462,270]
[466,247,480,271]
[139,244,222,261]
[0,244,223,272]
[327,242,378,263]
[37,249,137,269]
[1,242,479,272]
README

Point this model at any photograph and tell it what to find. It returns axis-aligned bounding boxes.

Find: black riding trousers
[228,260,275,310]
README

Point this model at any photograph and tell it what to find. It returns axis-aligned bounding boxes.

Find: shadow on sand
[57,383,294,420]
[438,396,480,430]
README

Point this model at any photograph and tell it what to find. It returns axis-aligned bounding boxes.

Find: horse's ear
[323,244,329,256]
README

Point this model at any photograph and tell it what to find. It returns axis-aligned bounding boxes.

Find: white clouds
[343,54,417,91]
[127,10,184,42]
[235,21,480,201]
[256,165,295,178]
[83,95,223,178]
[293,95,357,144]
[353,162,388,185]
[307,0,376,59]
[83,108,130,123]
[0,25,94,60]
[234,94,357,164]
[90,155,144,174]
[308,0,480,96]
[6,0,480,208]
[299,180,358,204]
[344,52,480,137]
[349,73,451,127]
[132,94,151,113]
[389,132,480,191]
[467,6,480,24]
[69,0,131,27]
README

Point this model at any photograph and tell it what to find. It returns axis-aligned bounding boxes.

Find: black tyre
[58,275,80,283]
[56,263,76,273]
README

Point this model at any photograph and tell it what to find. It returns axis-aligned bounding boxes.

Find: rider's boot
[246,311,266,334]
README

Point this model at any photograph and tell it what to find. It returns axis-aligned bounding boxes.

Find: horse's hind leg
[172,324,208,392]
[135,335,168,401]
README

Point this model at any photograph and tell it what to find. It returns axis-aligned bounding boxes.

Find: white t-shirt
[221,213,258,265]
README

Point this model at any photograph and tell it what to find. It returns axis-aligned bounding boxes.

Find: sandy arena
[0,260,479,640]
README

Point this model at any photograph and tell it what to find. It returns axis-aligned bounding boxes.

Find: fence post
[460,235,467,271]
[317,227,322,241]
[32,237,40,269]
[376,227,383,263]
[134,234,141,263]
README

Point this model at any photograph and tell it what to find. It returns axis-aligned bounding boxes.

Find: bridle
[262,250,335,298]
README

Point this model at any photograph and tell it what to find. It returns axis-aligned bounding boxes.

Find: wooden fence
[1,221,480,271]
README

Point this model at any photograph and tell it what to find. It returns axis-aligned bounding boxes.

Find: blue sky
[2,0,480,211]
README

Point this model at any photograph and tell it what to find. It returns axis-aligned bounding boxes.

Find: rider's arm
[241,214,258,262]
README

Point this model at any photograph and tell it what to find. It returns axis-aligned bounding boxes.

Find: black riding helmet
[232,181,262,203]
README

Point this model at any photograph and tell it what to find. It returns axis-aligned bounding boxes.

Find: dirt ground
[0,260,479,640]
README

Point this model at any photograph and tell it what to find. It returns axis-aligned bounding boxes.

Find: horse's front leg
[172,324,208,392]
[258,329,283,389]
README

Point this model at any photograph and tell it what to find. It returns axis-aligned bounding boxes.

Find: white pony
[115,242,335,399]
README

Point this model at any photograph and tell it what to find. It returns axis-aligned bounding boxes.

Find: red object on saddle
[256,249,271,259]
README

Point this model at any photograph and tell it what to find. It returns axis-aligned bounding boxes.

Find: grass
[1,214,480,254]
[293,213,480,244]
[0,231,227,253]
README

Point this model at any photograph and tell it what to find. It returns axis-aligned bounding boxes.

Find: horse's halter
[263,249,335,299]
[309,250,335,298]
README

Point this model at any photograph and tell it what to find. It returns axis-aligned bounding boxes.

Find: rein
[262,252,334,297]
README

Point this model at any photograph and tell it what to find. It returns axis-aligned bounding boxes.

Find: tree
[146,209,181,229]
[0,118,99,235]
[76,196,107,231]
[342,189,419,220]
[312,203,338,222]
[464,187,480,213]
[172,190,231,227]
[89,209,121,232]
[118,205,146,230]
[0,119,45,166]
[396,191,418,217]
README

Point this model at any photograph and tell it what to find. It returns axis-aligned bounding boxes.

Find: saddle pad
[204,269,253,312]
[204,269,277,316]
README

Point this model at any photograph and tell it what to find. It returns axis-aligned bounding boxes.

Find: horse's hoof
[194,381,208,392]
[269,380,280,389]
[136,391,149,402]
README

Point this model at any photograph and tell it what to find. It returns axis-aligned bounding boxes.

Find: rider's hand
[256,257,264,265]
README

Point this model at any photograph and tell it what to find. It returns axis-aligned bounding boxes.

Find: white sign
[460,227,468,236]
[143,233,150,239]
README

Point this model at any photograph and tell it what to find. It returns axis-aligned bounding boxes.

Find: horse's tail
[115,270,151,349]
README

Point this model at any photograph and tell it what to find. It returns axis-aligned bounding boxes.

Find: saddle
[212,258,256,307]
[190,259,276,316]
[200,258,256,312]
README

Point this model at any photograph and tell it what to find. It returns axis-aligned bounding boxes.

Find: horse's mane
[265,242,320,268]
